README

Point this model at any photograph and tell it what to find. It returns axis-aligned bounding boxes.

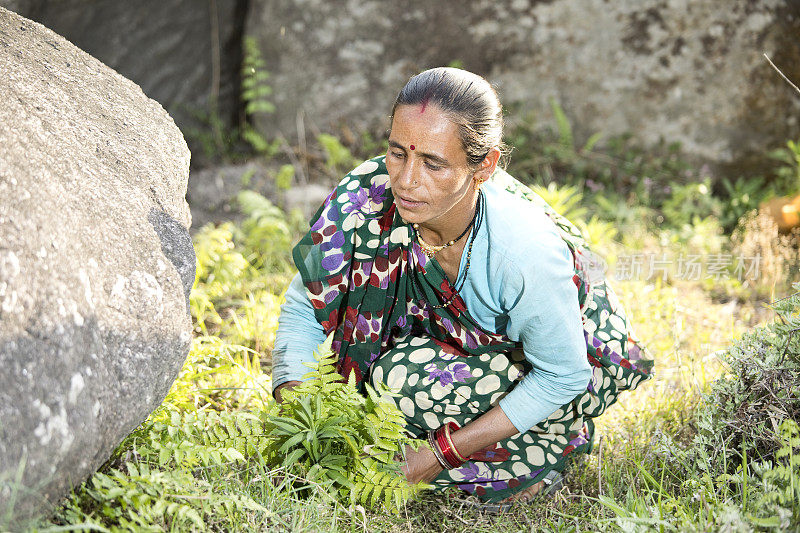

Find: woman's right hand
[400,443,443,484]
[274,380,302,403]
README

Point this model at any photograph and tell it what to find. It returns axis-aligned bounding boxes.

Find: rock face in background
[248,0,800,167]
[4,0,798,223]
[4,0,248,168]
[0,7,194,524]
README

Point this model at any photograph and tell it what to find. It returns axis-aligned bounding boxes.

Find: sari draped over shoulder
[292,156,653,501]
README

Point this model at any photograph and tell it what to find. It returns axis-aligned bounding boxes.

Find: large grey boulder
[247,0,800,168]
[0,7,194,525]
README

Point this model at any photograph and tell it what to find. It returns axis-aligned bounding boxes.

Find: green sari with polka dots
[292,156,653,501]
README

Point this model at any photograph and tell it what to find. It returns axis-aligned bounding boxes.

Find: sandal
[537,469,565,498]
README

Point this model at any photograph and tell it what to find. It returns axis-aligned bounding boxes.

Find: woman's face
[386,104,476,228]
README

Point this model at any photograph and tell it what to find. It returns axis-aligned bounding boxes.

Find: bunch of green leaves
[750,420,800,528]
[530,181,588,224]
[274,163,295,191]
[719,175,771,231]
[505,100,602,188]
[182,36,281,165]
[235,190,296,273]
[660,178,723,228]
[127,404,268,471]
[264,336,428,512]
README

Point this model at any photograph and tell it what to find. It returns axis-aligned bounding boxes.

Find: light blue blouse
[272,178,592,433]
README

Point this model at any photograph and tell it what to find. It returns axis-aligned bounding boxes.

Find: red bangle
[434,428,457,468]
[427,429,451,469]
[434,423,466,469]
[443,422,468,464]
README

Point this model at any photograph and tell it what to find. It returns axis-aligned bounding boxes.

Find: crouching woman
[272,67,652,505]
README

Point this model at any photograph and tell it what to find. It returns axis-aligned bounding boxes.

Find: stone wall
[247,0,800,167]
[6,0,798,174]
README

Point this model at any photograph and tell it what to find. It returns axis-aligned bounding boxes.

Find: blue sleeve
[497,231,592,433]
[271,272,327,393]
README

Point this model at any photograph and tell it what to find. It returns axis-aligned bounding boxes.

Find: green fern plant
[240,36,280,157]
[129,405,268,470]
[769,138,800,196]
[756,420,800,522]
[54,461,268,532]
[264,336,429,512]
[235,190,293,273]
[190,197,297,349]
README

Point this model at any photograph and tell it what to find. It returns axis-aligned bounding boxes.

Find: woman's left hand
[400,443,442,484]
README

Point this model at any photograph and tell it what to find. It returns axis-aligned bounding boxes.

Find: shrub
[693,284,800,474]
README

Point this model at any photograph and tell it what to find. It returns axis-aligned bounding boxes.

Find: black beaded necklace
[412,190,484,310]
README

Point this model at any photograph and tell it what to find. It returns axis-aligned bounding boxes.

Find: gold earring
[473,177,485,191]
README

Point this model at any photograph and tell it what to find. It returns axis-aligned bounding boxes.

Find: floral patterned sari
[292,156,652,501]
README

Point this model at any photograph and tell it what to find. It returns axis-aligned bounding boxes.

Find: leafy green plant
[550,98,603,156]
[530,182,588,224]
[318,133,359,176]
[720,175,771,231]
[660,178,722,228]
[275,163,295,191]
[753,420,800,527]
[54,461,268,532]
[180,37,281,166]
[240,36,280,157]
[577,215,619,252]
[266,336,428,512]
[769,138,800,197]
[506,101,603,187]
[191,191,297,349]
[235,190,294,273]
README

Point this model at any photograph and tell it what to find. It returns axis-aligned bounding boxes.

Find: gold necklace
[413,201,479,258]
[410,191,484,309]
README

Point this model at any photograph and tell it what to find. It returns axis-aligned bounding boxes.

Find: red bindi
[410,144,415,150]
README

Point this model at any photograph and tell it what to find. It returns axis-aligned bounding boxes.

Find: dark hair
[390,67,508,168]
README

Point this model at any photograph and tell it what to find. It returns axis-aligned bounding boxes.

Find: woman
[272,67,652,506]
